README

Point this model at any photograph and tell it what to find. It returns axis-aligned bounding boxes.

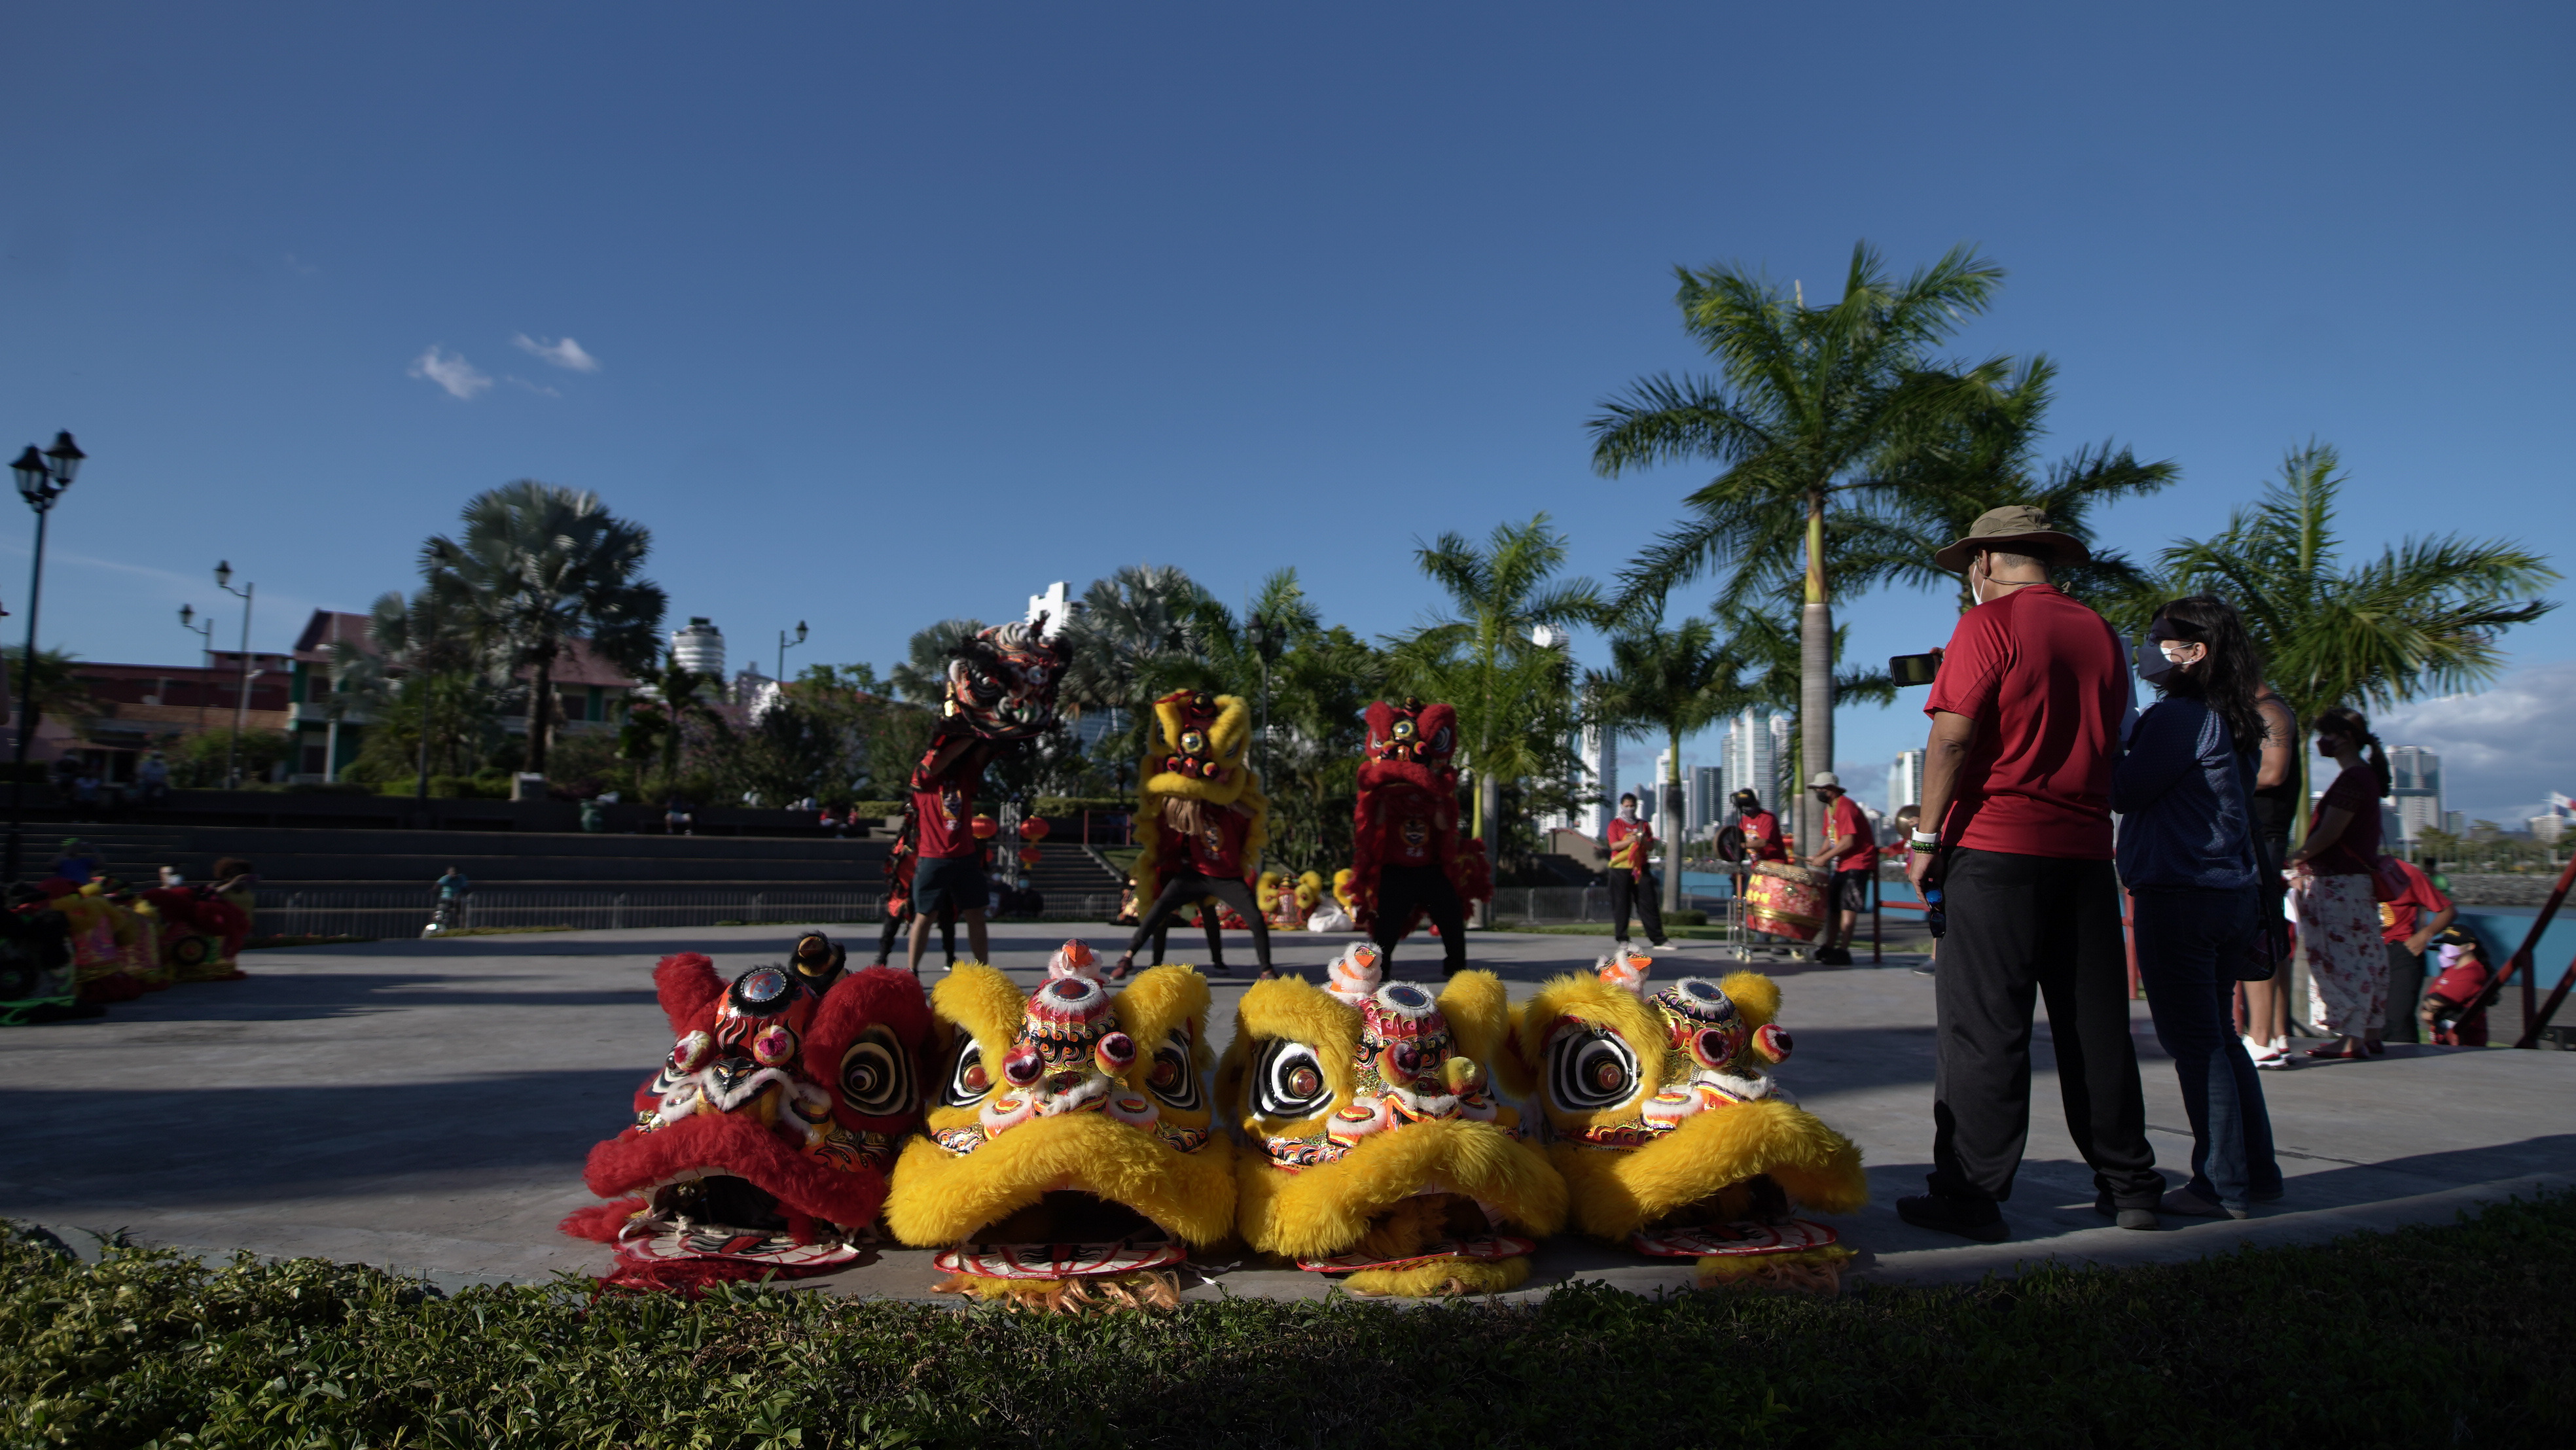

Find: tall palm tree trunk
[526,655,556,778]
[1798,487,1834,862]
[1662,722,1685,917]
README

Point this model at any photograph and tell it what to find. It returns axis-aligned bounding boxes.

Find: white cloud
[504,374,562,398]
[2377,660,2576,817]
[512,333,600,373]
[408,345,492,400]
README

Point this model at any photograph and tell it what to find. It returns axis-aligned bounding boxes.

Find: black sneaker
[1895,1193,2009,1243]
[2093,1192,2160,1231]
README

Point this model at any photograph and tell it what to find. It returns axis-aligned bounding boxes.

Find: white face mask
[1619,804,1638,820]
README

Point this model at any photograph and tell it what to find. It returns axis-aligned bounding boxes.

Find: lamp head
[795,620,808,645]
[215,561,232,590]
[179,604,194,628]
[43,432,82,486]
[11,446,48,504]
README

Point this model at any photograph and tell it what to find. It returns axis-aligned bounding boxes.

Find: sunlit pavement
[4,921,2567,1301]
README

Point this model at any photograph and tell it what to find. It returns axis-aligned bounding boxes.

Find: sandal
[1108,955,1133,981]
[2304,1040,2361,1060]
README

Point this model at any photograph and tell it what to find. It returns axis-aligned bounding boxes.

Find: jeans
[1929,849,2162,1207]
[2133,886,2281,1212]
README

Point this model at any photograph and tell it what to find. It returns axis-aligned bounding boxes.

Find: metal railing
[249,887,1136,939]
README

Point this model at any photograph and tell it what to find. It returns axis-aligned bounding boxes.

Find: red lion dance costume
[1350,698,1492,978]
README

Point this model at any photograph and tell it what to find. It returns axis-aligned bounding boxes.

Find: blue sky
[3,3,2569,817]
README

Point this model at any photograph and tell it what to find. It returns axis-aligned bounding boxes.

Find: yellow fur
[1345,1256,1528,1297]
[1215,974,1363,1135]
[1507,974,1672,1132]
[1234,1116,1565,1258]
[1434,971,1509,1071]
[1548,1099,1869,1241]
[887,1108,1238,1248]
[1112,964,1217,1132]
[1132,693,1271,900]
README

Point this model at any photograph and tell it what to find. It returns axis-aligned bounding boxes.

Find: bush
[168,728,295,788]
[1034,796,1137,815]
[1666,908,1708,927]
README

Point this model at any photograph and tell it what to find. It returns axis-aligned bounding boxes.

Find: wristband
[1909,830,1939,846]
[1909,840,1939,853]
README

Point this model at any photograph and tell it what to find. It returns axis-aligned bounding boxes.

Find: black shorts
[1833,868,1873,913]
[912,856,987,915]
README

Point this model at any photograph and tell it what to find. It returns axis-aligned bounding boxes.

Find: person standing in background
[2113,596,2281,1220]
[2240,687,2300,1069]
[1899,506,2163,1241]
[1603,791,1675,953]
[1802,771,1875,966]
[2285,706,2393,1060]
[1730,789,1785,862]
[2377,856,2455,1046]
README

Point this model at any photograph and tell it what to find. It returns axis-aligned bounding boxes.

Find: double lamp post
[6,432,86,884]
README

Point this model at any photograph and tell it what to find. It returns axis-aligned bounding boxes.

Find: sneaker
[2092,1192,2160,1231]
[1651,940,1681,953]
[1895,1193,2009,1243]
[2160,1186,2249,1220]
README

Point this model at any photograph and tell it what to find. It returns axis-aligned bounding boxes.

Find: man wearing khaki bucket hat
[1896,506,2164,1242]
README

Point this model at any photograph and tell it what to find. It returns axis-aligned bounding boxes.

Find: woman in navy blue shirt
[2112,596,2282,1219]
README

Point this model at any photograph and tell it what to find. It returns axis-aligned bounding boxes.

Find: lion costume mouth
[1503,951,1867,1292]
[1217,946,1565,1296]
[884,945,1234,1306]
[561,950,930,1286]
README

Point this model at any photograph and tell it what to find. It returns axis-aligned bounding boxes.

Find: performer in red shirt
[1802,772,1876,964]
[904,734,996,977]
[1601,792,1673,951]
[872,796,957,972]
[2376,855,2453,1045]
[1731,790,1786,862]
[1117,690,1273,978]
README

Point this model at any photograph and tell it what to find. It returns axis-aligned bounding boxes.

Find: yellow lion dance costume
[1215,943,1565,1296]
[1502,947,1867,1292]
[885,942,1234,1310]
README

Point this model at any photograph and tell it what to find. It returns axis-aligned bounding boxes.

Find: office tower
[1721,707,1785,815]
[2387,745,2443,843]
[670,617,725,677]
[1580,723,1619,836]
[1889,749,1925,813]
[1690,764,1724,838]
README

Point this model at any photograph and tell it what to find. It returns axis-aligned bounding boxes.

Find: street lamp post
[777,620,807,684]
[215,561,255,787]
[7,433,85,884]
[178,604,217,732]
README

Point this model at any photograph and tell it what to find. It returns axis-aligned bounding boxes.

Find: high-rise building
[2387,745,2443,843]
[1721,707,1786,817]
[671,617,725,678]
[1888,749,1925,814]
[2444,810,2467,838]
[1689,764,1725,838]
[1579,723,1620,836]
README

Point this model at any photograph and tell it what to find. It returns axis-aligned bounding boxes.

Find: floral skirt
[2295,871,2386,1036]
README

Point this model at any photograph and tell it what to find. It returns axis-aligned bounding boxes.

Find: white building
[2388,745,2443,843]
[1579,723,1620,836]
[2532,792,2574,846]
[671,617,725,677]
[1721,707,1790,814]
[1888,749,1925,814]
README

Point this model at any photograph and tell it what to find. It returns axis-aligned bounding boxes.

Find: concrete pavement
[3,921,2567,1301]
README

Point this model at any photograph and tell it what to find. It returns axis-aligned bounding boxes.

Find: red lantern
[1017,845,1043,869]
[1018,817,1051,841]
[970,814,998,841]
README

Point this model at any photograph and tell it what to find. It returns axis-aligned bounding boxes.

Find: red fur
[652,953,727,1037]
[582,1110,891,1227]
[1350,700,1492,934]
[802,964,936,1133]
[559,1198,645,1243]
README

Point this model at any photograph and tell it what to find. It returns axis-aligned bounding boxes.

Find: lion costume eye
[1547,1025,1639,1112]
[1251,1039,1333,1119]
[838,1026,914,1116]
[1146,1028,1204,1111]
[937,1034,990,1108]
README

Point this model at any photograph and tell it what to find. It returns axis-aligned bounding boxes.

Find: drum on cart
[1744,861,1824,942]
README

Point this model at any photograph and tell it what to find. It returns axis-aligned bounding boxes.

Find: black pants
[1929,848,2162,1207]
[1151,913,1228,968]
[1609,870,1665,946]
[1124,873,1270,970]
[875,901,955,965]
[2384,941,2425,1044]
[1372,864,1467,976]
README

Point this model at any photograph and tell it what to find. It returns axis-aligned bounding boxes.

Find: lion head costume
[1349,698,1490,933]
[885,942,1234,1309]
[563,951,933,1287]
[1131,688,1268,905]
[1215,944,1564,1296]
[936,607,1071,746]
[1502,949,1867,1291]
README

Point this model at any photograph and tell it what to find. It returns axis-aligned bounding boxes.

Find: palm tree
[332,584,481,799]
[887,618,988,706]
[1589,241,2005,854]
[2160,442,2558,821]
[628,644,727,794]
[1585,610,1748,915]
[425,482,666,779]
[1389,513,1599,850]
[1062,564,1210,771]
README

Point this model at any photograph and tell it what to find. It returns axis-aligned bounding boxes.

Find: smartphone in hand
[1889,652,1941,687]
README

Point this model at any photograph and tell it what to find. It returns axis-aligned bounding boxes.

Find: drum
[1745,861,1824,942]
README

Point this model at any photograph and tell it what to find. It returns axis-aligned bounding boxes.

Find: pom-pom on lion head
[1213,943,1565,1296]
[884,942,1234,1310]
[1499,953,1865,1292]
[564,953,933,1288]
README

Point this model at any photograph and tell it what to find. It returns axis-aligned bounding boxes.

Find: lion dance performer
[1115,689,1272,980]
[903,601,1071,977]
[1350,698,1491,978]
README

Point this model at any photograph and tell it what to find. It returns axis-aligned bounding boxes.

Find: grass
[7,1194,2574,1448]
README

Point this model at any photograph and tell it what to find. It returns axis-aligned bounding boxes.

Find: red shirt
[2307,766,2384,878]
[1738,810,1785,862]
[2378,858,2450,944]
[1183,809,1253,880]
[1823,795,1874,872]
[1604,817,1653,877]
[912,779,978,860]
[1924,584,2128,860]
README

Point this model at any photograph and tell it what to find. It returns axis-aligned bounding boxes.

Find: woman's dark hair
[2314,703,2394,794]
[2150,596,2266,754]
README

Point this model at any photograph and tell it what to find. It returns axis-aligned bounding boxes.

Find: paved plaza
[3,922,2568,1301]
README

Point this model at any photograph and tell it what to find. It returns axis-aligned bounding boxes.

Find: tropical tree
[1584,610,1745,914]
[887,619,987,706]
[1389,513,1598,852]
[424,482,666,778]
[622,644,728,796]
[331,584,486,797]
[1589,241,2005,852]
[1062,564,1211,768]
[2160,442,2558,819]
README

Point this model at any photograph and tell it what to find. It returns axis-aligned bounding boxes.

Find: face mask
[1619,804,1637,820]
[2135,637,2176,686]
